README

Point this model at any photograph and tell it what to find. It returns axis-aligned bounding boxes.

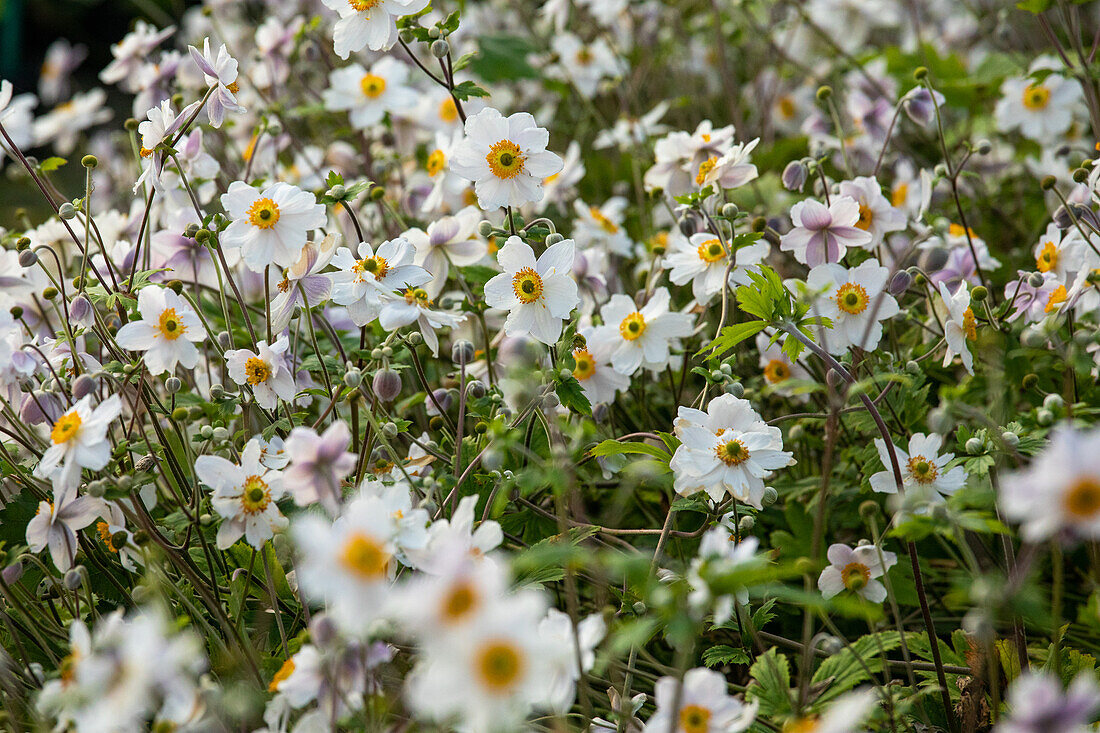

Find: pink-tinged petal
[792,199,831,230]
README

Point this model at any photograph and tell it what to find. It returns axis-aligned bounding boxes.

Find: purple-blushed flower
[99,21,175,91]
[1002,271,1064,323]
[188,38,245,128]
[995,672,1100,733]
[269,234,339,333]
[901,86,945,127]
[39,38,87,104]
[26,496,103,572]
[284,422,358,513]
[780,197,872,267]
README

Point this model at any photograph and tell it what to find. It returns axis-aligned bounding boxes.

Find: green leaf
[702,645,751,668]
[555,375,592,416]
[40,157,67,172]
[469,35,539,81]
[700,320,768,357]
[451,80,491,101]
[811,632,902,704]
[1016,0,1052,12]
[745,648,794,717]
[589,439,671,463]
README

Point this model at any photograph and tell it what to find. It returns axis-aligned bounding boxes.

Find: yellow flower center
[680,705,712,733]
[1036,241,1059,273]
[619,312,646,341]
[716,438,750,466]
[695,156,718,186]
[511,267,544,304]
[486,140,526,179]
[572,348,596,380]
[1022,84,1051,111]
[139,146,154,158]
[226,81,240,94]
[764,359,791,384]
[354,255,390,280]
[240,475,271,514]
[404,288,430,305]
[158,308,185,340]
[269,659,295,692]
[51,411,83,444]
[783,717,820,733]
[1065,478,1100,520]
[948,223,975,238]
[907,455,939,484]
[426,148,446,177]
[244,356,271,386]
[777,96,796,119]
[1045,284,1068,313]
[891,183,908,208]
[697,238,726,264]
[243,134,258,162]
[834,282,870,315]
[589,206,619,234]
[97,521,118,553]
[340,532,390,580]
[348,0,382,10]
[247,197,281,229]
[441,581,479,623]
[855,203,874,231]
[841,561,871,591]
[439,96,459,123]
[963,307,977,341]
[575,47,594,65]
[475,640,525,693]
[360,73,386,99]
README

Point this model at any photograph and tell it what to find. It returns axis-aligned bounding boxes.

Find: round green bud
[124,118,140,131]
[971,285,988,302]
[1043,393,1064,410]
[111,531,129,550]
[429,415,444,430]
[16,237,30,250]
[42,287,58,300]
[1074,167,1090,183]
[965,437,984,455]
[761,487,778,506]
[751,216,767,233]
[545,232,565,246]
[816,85,833,102]
[794,557,815,576]
[914,66,928,80]
[474,420,488,434]
[859,500,880,519]
[478,221,494,237]
[8,306,22,320]
[81,155,98,169]
[1041,175,1057,191]
[369,186,386,201]
[1037,408,1054,426]
[167,279,184,295]
[1001,431,1019,447]
[171,407,188,421]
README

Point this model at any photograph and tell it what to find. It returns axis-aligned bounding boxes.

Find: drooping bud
[72,373,98,400]
[781,160,808,191]
[372,369,402,401]
[451,339,476,365]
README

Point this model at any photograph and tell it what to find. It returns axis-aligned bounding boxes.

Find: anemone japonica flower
[995,57,1084,143]
[0,80,35,158]
[1001,424,1100,541]
[483,236,578,345]
[669,394,794,507]
[994,671,1100,733]
[187,38,245,128]
[538,608,607,713]
[322,57,417,130]
[869,432,967,504]
[282,422,357,512]
[571,327,630,405]
[644,121,735,196]
[665,231,769,305]
[780,196,872,266]
[134,98,200,192]
[330,237,432,327]
[642,667,757,733]
[196,439,288,549]
[938,281,977,374]
[818,541,897,603]
[695,137,760,191]
[34,394,122,498]
[1031,222,1084,284]
[407,494,504,573]
[220,181,328,272]
[687,530,763,624]
[801,259,899,355]
[225,336,297,410]
[269,234,338,333]
[404,206,486,298]
[572,197,632,255]
[589,287,693,375]
[99,21,174,88]
[379,288,467,355]
[781,688,877,733]
[755,331,811,400]
[837,176,907,247]
[321,0,430,58]
[114,285,205,375]
[26,496,103,572]
[548,33,621,99]
[449,108,564,210]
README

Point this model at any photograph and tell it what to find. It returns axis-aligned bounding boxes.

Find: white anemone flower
[197,439,288,549]
[938,281,977,374]
[818,542,897,603]
[589,287,692,375]
[379,288,467,356]
[483,236,579,345]
[220,181,327,271]
[26,496,103,572]
[665,232,769,305]
[642,667,757,733]
[669,394,794,507]
[802,259,899,355]
[571,326,630,405]
[320,0,430,58]
[405,206,485,298]
[695,137,760,191]
[868,432,967,504]
[572,197,632,255]
[449,107,564,210]
[322,57,417,130]
[34,394,122,498]
[330,237,432,327]
[225,336,297,410]
[837,175,907,247]
[114,286,205,375]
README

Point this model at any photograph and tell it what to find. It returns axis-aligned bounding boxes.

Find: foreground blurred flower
[780,196,872,267]
[483,236,578,345]
[1001,424,1100,541]
[869,433,966,505]
[687,529,762,624]
[197,438,288,549]
[642,667,757,733]
[321,0,430,58]
[114,285,205,375]
[226,336,297,410]
[450,108,564,210]
[220,181,327,271]
[994,671,1100,733]
[322,57,417,130]
[34,394,122,498]
[818,542,897,603]
[781,688,877,733]
[670,394,794,507]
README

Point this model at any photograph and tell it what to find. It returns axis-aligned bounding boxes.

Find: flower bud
[965,437,983,455]
[782,160,808,191]
[430,39,450,58]
[373,369,402,401]
[1027,272,1045,288]
[209,383,225,400]
[738,514,755,533]
[720,202,739,218]
[59,203,77,220]
[81,155,98,169]
[328,184,347,200]
[1041,175,1057,191]
[382,421,399,439]
[135,454,156,472]
[545,232,564,246]
[2,561,23,585]
[1001,431,1019,447]
[815,85,832,101]
[18,248,37,268]
[42,287,58,300]
[72,373,98,400]
[726,382,744,398]
[761,487,778,506]
[859,500,880,519]
[478,220,495,237]
[451,339,476,365]
[212,426,230,441]
[542,392,560,410]
[165,376,182,394]
[466,379,487,399]
[888,270,912,296]
[1021,373,1039,389]
[217,331,232,349]
[63,568,84,590]
[9,305,22,320]
[1037,408,1054,426]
